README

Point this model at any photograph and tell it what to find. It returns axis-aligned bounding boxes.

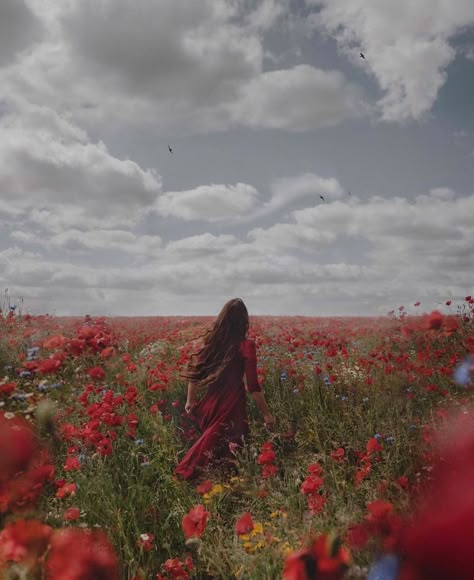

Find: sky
[0,0,473,317]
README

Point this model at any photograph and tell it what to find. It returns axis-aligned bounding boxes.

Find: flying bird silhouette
[168,145,173,154]
[360,52,366,59]
[320,195,325,202]
[348,191,352,197]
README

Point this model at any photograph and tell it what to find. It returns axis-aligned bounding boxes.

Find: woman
[175,298,274,481]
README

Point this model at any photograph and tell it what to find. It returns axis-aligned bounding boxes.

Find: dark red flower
[0,519,52,564]
[426,311,443,330]
[46,528,119,580]
[86,367,106,381]
[283,534,350,580]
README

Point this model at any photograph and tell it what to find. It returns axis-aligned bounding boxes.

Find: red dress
[175,339,261,481]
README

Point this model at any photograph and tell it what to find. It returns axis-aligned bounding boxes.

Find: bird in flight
[360,52,366,59]
[168,145,173,154]
[348,191,352,197]
[320,195,325,202]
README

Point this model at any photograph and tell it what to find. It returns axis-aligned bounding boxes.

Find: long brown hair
[180,298,249,389]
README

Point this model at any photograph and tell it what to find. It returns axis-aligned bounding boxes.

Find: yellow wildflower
[251,522,264,536]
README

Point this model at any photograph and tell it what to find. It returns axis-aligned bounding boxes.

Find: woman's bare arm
[185,381,200,413]
[250,391,274,426]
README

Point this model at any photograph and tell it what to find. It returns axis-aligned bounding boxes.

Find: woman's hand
[263,413,275,428]
[185,401,195,414]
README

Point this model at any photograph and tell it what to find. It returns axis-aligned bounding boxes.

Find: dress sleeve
[241,339,262,393]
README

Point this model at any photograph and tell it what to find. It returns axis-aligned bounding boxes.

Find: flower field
[1,299,473,579]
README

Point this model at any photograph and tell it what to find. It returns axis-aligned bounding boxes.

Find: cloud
[10,228,163,256]
[4,183,472,315]
[153,183,260,222]
[229,65,365,131]
[307,0,474,121]
[0,100,162,229]
[0,0,43,67]
[0,0,364,135]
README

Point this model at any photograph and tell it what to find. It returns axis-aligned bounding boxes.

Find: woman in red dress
[175,298,274,481]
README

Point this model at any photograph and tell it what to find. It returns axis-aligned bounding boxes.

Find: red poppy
[283,534,350,580]
[0,519,53,564]
[257,447,276,465]
[64,457,81,471]
[37,358,62,374]
[43,335,66,349]
[367,438,382,454]
[235,512,254,535]
[426,311,443,330]
[86,367,106,381]
[63,507,81,521]
[181,504,210,539]
[262,464,279,478]
[330,448,345,462]
[46,528,119,580]
[0,414,38,480]
[301,476,324,496]
[0,381,16,396]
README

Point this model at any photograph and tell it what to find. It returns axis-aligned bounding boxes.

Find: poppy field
[1,299,474,579]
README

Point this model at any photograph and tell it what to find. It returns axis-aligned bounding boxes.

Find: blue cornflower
[368,554,400,580]
[374,432,382,441]
[19,371,32,378]
[385,436,395,444]
[454,355,474,387]
[12,393,27,401]
[135,439,144,446]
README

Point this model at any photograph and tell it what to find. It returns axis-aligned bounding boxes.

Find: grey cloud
[0,0,43,67]
[62,0,262,105]
[0,103,162,228]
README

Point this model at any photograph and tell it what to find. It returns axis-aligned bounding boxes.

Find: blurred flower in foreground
[453,354,474,387]
[0,519,52,569]
[46,528,119,580]
[283,534,350,580]
[366,410,474,579]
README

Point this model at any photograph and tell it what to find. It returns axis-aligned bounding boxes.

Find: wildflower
[37,358,62,374]
[0,519,53,565]
[367,554,400,580]
[137,533,155,552]
[86,367,106,381]
[454,355,474,387]
[196,480,213,495]
[283,534,350,580]
[330,448,345,462]
[46,528,119,580]
[257,442,275,465]
[426,310,443,330]
[63,507,81,521]
[367,438,382,454]
[262,464,278,478]
[236,512,254,535]
[182,504,210,539]
[64,457,81,471]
